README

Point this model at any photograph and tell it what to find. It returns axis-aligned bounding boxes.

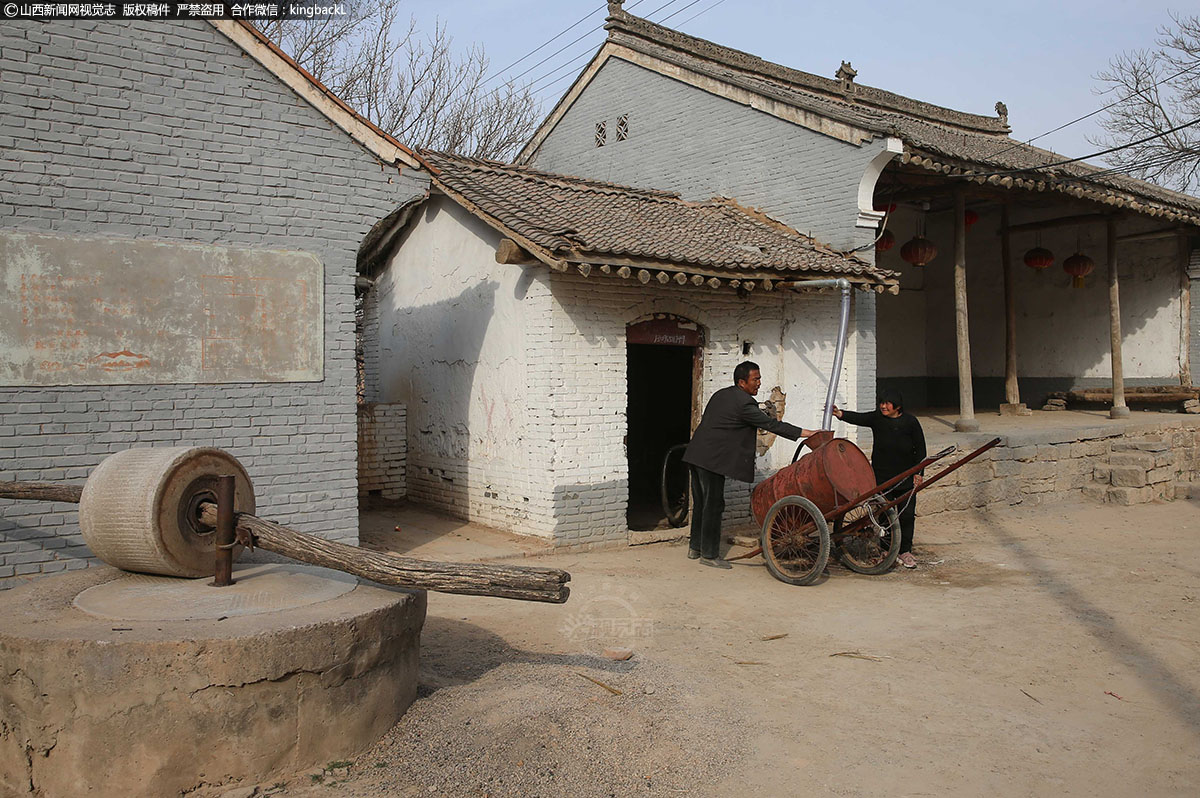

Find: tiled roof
[603,5,1200,223]
[419,151,896,286]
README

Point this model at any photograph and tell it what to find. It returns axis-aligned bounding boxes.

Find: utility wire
[496,0,671,88]
[523,0,683,93]
[655,0,706,25]
[675,0,729,27]
[950,116,1200,180]
[483,4,606,84]
[530,0,726,95]
[986,60,1200,162]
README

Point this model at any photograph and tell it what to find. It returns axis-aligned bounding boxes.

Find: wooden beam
[1117,226,1185,244]
[954,190,980,432]
[998,212,1111,236]
[1107,217,1130,418]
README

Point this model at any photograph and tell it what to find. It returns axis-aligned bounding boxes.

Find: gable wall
[0,20,429,587]
[367,197,557,535]
[529,58,889,252]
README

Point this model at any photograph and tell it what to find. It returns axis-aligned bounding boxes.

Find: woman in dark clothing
[832,388,927,569]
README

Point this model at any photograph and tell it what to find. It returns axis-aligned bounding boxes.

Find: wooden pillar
[999,204,1029,415]
[1180,232,1192,387]
[1107,216,1130,418]
[954,190,980,431]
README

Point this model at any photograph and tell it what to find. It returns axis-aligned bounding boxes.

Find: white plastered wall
[369,196,556,535]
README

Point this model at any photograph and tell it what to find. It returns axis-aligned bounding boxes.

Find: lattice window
[595,120,606,147]
[616,114,628,141]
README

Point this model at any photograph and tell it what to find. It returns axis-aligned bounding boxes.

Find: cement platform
[0,564,426,797]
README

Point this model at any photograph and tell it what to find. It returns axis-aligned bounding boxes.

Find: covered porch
[870,149,1200,431]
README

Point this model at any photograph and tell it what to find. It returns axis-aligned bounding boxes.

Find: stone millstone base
[0,564,426,797]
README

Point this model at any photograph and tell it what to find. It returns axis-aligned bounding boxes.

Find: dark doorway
[626,317,701,531]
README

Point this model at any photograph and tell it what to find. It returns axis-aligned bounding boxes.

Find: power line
[986,60,1200,162]
[951,116,1200,180]
[493,0,670,88]
[675,0,729,27]
[655,0,706,24]
[522,0,683,92]
[483,4,606,84]
[531,0,727,95]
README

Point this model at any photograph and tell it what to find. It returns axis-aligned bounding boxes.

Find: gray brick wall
[528,58,890,252]
[0,20,429,587]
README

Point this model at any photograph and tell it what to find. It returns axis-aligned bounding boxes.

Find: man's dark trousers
[689,465,725,559]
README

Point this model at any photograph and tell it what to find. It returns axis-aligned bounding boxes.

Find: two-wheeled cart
[731,431,1001,585]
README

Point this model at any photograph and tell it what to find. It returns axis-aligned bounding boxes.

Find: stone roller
[2,447,570,604]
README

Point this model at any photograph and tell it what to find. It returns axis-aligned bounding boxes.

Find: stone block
[1093,464,1112,484]
[1109,452,1155,468]
[1022,461,1059,482]
[1009,445,1038,462]
[1036,444,1062,461]
[956,463,992,486]
[1154,450,1181,469]
[1173,481,1193,499]
[916,489,947,516]
[1106,485,1153,505]
[993,460,1023,477]
[1081,483,1108,502]
[1146,466,1175,485]
[1110,466,1148,488]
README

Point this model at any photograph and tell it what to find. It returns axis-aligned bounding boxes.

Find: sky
[399,0,1184,164]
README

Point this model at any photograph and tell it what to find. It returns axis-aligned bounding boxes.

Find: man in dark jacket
[832,387,927,569]
[682,361,816,568]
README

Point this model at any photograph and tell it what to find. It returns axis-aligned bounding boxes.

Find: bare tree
[257,1,541,161]
[1092,13,1200,195]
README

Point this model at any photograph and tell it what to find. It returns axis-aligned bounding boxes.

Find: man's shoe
[687,549,701,560]
[700,557,732,570]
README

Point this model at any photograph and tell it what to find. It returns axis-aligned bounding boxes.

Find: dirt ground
[255,497,1199,798]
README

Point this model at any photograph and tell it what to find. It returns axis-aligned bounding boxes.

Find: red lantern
[1023,247,1054,271]
[964,209,979,229]
[875,229,896,253]
[1063,252,1094,288]
[874,201,898,213]
[900,236,937,267]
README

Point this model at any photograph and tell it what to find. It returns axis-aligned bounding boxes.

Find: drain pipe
[785,278,853,430]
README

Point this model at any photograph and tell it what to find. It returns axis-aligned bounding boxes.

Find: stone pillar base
[1110,405,1132,419]
[999,403,1032,417]
[955,417,981,432]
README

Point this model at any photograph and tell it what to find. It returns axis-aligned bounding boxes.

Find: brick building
[360,151,895,545]
[520,1,1200,429]
[0,20,429,588]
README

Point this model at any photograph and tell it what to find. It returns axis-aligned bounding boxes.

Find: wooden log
[198,505,571,603]
[495,238,535,265]
[0,482,83,503]
[0,480,570,604]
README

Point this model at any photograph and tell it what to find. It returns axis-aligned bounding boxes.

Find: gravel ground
[266,620,745,798]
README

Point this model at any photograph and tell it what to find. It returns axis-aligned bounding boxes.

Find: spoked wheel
[659,443,690,528]
[760,496,830,586]
[835,494,901,575]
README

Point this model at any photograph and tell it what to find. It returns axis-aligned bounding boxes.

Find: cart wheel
[659,443,690,528]
[760,495,829,586]
[835,494,901,575]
